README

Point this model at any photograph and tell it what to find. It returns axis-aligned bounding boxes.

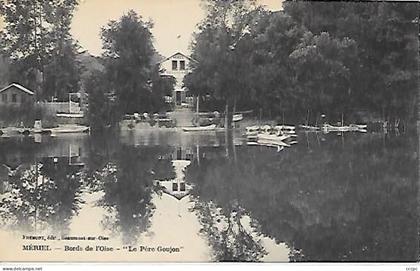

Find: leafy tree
[100,10,156,114]
[149,66,176,112]
[85,70,119,132]
[0,0,80,100]
[244,10,306,120]
[289,32,358,121]
[185,0,257,128]
[283,1,418,123]
[0,54,10,86]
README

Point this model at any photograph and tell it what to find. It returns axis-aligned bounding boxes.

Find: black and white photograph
[0,0,418,268]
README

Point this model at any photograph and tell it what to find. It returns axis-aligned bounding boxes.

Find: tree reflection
[87,143,175,245]
[191,198,267,262]
[185,133,418,262]
[186,149,268,262]
[0,158,83,235]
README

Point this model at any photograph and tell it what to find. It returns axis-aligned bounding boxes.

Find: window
[172,182,178,191]
[176,147,182,160]
[1,94,7,103]
[180,60,185,70]
[172,60,178,70]
[11,94,17,103]
[180,182,186,192]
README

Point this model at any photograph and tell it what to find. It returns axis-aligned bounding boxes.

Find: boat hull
[182,124,217,132]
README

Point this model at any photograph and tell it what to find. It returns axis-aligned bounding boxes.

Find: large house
[160,52,195,107]
[0,83,35,106]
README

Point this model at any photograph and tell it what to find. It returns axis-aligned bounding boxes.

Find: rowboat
[322,124,351,133]
[56,113,84,118]
[274,125,295,131]
[245,126,260,139]
[322,123,367,133]
[182,124,216,132]
[50,125,90,134]
[350,124,367,129]
[257,133,290,143]
[257,138,291,147]
[233,113,243,122]
[247,141,285,152]
[349,124,368,131]
[274,125,296,136]
[299,125,320,131]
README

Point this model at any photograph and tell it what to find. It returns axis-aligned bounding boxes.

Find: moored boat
[50,125,90,134]
[257,133,290,143]
[233,113,243,122]
[257,138,291,147]
[322,124,351,133]
[182,124,217,132]
[299,124,320,131]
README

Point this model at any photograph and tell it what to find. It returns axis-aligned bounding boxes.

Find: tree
[289,32,357,121]
[244,10,306,120]
[283,1,419,124]
[0,54,10,86]
[85,70,119,132]
[149,66,176,112]
[0,0,80,100]
[100,10,156,115]
[185,0,257,128]
[43,0,81,100]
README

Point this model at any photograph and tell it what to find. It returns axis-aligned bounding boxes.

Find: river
[0,129,417,262]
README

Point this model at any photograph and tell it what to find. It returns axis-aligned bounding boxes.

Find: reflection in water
[185,132,418,262]
[191,199,268,262]
[89,145,175,245]
[0,130,417,262]
[0,157,84,236]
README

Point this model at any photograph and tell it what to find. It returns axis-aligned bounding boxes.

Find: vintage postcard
[0,0,418,265]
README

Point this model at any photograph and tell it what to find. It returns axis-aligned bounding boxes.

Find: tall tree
[100,10,156,114]
[0,54,10,87]
[185,0,257,128]
[244,10,306,120]
[283,1,419,123]
[0,0,80,100]
[43,0,80,101]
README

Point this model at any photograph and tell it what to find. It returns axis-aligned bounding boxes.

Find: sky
[70,0,283,57]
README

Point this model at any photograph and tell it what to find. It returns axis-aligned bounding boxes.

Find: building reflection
[0,132,416,262]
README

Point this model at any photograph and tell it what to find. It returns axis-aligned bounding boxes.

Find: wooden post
[196,95,200,127]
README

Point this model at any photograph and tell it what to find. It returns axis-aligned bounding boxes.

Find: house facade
[0,83,35,106]
[160,52,194,107]
[153,160,192,200]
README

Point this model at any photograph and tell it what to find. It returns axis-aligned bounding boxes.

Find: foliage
[186,1,418,124]
[184,0,257,127]
[87,10,173,130]
[100,10,155,114]
[284,1,418,123]
[0,0,81,101]
[0,55,10,86]
[85,70,119,132]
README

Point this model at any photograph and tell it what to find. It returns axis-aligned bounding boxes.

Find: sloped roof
[0,83,35,95]
[160,52,197,64]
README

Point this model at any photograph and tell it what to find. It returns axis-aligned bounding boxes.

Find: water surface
[0,130,417,262]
